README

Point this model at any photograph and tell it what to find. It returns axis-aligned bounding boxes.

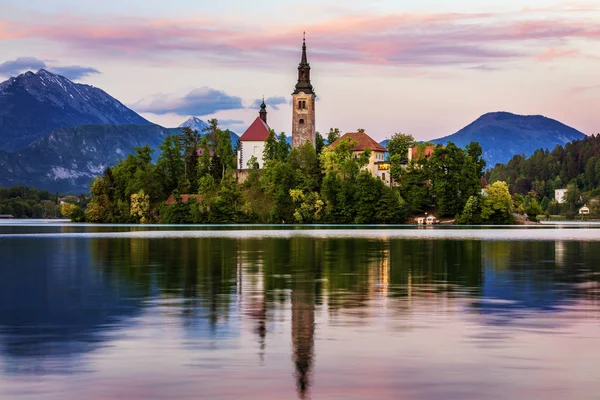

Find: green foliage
[487,135,600,203]
[61,202,85,222]
[290,189,324,223]
[424,142,484,217]
[481,181,515,224]
[457,195,482,224]
[0,185,61,218]
[77,119,504,225]
[387,133,415,160]
[327,128,341,145]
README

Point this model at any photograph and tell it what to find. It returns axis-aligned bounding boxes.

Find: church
[236,35,387,184]
[237,35,317,169]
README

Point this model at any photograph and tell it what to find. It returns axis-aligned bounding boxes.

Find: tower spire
[259,96,267,124]
[301,32,308,66]
[293,33,314,95]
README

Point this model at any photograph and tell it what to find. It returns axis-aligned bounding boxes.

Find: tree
[315,131,325,155]
[263,129,278,163]
[130,189,151,223]
[566,183,580,211]
[387,133,415,160]
[157,134,184,195]
[61,202,84,222]
[481,181,515,224]
[180,127,202,190]
[327,128,341,145]
[457,195,482,225]
[277,132,291,161]
[290,189,324,223]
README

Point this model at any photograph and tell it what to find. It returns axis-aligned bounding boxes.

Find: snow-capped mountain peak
[179,116,209,132]
[0,69,153,151]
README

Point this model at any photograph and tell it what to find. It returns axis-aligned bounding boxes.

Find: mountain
[379,112,586,167]
[177,117,240,148]
[0,124,178,193]
[0,69,152,151]
[179,116,209,132]
[432,112,586,167]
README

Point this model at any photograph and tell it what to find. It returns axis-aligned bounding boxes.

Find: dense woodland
[487,134,600,218]
[15,123,599,224]
[61,119,501,224]
[0,186,65,218]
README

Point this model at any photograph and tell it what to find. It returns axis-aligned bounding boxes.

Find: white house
[555,188,568,204]
[237,100,270,169]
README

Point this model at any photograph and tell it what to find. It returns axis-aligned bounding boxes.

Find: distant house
[555,188,568,204]
[237,100,270,169]
[329,131,389,184]
[0,214,14,219]
[165,194,203,205]
[579,205,590,215]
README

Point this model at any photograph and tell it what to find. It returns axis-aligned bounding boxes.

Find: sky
[1,0,599,141]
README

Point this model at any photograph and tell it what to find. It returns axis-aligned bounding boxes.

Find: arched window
[299,119,305,125]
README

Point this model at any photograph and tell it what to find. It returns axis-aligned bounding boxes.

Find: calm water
[1,223,600,400]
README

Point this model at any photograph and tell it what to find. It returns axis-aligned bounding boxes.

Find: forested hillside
[487,134,600,215]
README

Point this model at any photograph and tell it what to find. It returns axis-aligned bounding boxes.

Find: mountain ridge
[0,69,152,151]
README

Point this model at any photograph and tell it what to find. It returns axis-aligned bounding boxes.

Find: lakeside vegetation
[60,119,506,224]
[487,134,600,219]
[8,126,600,225]
[0,186,67,218]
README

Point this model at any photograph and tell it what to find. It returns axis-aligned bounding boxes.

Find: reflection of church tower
[291,281,314,399]
[292,33,316,149]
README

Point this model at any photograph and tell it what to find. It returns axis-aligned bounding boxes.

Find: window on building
[254,146,259,154]
[382,173,386,181]
[299,119,304,124]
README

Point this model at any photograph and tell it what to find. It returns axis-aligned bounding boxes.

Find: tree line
[0,185,66,218]
[63,120,503,224]
[487,134,600,218]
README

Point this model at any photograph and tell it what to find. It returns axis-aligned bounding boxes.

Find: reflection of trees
[90,237,239,333]
[0,238,143,372]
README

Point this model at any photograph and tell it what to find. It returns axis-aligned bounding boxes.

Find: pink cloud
[1,8,599,69]
[537,48,581,62]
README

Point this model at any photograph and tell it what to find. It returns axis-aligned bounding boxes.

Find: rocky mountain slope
[0,124,177,193]
[0,69,152,151]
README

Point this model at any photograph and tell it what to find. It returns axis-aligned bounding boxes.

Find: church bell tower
[292,33,316,149]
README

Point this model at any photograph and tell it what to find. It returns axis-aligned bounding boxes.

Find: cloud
[1,6,600,70]
[133,87,244,116]
[250,96,287,110]
[51,65,100,80]
[0,56,100,80]
[0,56,45,75]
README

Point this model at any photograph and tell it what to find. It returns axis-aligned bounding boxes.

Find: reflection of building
[291,277,315,400]
[329,131,389,183]
[239,259,268,363]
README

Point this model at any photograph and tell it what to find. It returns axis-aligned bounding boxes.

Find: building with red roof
[237,100,271,169]
[329,131,390,185]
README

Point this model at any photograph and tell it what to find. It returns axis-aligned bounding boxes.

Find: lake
[1,222,600,399]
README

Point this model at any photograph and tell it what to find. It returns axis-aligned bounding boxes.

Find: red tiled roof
[165,194,203,205]
[330,132,387,152]
[410,145,436,160]
[239,117,270,141]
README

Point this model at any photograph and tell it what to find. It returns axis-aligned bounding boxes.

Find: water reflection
[1,229,600,399]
